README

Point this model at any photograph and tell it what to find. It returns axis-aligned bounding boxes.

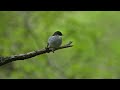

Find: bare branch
[0,42,73,66]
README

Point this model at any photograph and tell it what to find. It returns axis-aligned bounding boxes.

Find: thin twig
[0,42,73,66]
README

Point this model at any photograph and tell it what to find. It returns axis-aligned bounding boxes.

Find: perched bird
[46,31,63,53]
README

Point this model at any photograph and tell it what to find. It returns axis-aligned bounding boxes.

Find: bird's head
[52,31,63,36]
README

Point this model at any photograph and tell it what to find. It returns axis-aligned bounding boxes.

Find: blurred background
[0,11,120,79]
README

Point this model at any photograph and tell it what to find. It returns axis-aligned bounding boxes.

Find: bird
[46,31,63,53]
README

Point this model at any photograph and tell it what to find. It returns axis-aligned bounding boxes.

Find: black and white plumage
[47,31,63,53]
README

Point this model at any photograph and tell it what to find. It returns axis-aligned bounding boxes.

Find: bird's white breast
[48,35,62,48]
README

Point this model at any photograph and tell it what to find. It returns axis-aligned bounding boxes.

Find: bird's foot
[51,48,55,53]
[45,47,56,53]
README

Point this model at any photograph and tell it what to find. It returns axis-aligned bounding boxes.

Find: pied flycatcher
[47,31,63,53]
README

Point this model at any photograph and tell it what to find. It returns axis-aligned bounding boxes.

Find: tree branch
[0,41,73,66]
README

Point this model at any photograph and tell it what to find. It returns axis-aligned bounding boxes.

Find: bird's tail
[46,43,49,48]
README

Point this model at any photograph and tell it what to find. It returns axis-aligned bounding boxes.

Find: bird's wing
[48,36,56,43]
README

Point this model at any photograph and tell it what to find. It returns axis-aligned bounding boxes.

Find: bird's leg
[51,48,55,53]
[45,43,56,53]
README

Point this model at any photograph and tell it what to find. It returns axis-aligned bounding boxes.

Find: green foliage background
[0,11,120,79]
